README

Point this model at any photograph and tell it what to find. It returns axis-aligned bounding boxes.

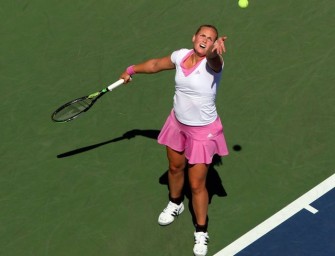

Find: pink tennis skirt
[157,110,229,164]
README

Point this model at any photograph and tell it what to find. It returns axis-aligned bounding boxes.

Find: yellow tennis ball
[238,0,249,8]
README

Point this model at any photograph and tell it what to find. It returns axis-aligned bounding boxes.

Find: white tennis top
[171,48,223,126]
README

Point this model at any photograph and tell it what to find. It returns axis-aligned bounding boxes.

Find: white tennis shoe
[158,201,184,225]
[193,231,209,256]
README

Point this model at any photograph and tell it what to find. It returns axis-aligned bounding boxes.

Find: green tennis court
[1,1,334,255]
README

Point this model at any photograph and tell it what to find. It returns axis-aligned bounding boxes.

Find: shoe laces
[163,202,181,217]
[194,232,209,245]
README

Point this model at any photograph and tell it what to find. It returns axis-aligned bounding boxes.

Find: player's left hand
[212,36,227,55]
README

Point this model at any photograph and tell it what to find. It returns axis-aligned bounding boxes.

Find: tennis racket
[51,79,124,123]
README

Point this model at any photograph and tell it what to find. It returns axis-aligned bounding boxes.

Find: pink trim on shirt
[181,50,205,77]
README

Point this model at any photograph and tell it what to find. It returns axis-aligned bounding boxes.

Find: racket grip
[107,79,124,91]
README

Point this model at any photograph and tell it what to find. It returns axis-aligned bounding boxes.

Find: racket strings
[53,98,93,121]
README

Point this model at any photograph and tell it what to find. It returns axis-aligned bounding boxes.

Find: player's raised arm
[206,36,227,73]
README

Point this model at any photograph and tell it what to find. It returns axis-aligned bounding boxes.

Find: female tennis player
[120,24,229,256]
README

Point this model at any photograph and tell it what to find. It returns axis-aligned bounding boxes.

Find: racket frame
[51,79,124,123]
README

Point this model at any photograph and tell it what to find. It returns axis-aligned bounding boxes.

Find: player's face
[192,27,217,56]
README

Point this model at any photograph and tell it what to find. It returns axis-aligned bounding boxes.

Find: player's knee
[189,180,206,195]
[168,162,185,175]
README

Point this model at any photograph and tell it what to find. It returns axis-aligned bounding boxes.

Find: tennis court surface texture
[1,1,334,255]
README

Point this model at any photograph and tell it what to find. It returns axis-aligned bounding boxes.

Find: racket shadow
[158,154,228,226]
[57,129,160,158]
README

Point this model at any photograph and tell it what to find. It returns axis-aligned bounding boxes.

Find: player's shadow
[57,129,160,158]
[159,154,228,226]
[57,128,227,226]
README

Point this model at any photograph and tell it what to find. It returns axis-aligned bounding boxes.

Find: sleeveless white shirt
[171,49,223,126]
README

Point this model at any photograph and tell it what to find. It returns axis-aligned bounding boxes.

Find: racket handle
[107,79,124,91]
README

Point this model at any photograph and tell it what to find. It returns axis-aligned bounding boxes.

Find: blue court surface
[214,174,335,256]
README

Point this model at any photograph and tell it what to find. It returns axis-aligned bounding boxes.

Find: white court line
[304,204,318,214]
[214,173,335,256]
